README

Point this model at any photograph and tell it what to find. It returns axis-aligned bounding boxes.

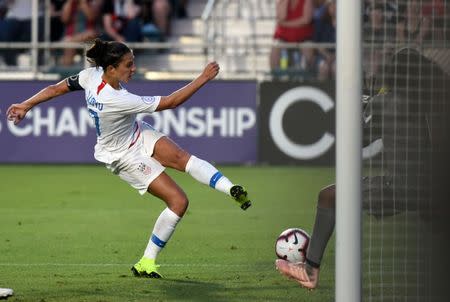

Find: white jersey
[75,67,161,164]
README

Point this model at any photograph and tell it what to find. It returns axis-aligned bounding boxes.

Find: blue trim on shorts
[209,171,223,188]
[151,234,166,248]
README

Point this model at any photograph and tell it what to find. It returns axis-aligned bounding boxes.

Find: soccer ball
[275,228,310,263]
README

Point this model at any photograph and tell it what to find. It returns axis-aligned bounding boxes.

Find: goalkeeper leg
[276,184,336,289]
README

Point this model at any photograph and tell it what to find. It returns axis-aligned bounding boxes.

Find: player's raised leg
[276,184,335,289]
[185,155,251,210]
[132,172,187,278]
[152,136,252,210]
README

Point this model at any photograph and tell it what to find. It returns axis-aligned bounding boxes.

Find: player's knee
[172,149,190,171]
[169,192,189,217]
[318,185,335,209]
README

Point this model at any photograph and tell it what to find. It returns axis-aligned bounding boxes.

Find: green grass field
[0,165,335,302]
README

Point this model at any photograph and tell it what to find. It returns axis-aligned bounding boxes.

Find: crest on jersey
[141,96,156,104]
[138,162,152,175]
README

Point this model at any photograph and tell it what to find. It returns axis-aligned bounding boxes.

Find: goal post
[335,0,363,301]
[338,1,449,301]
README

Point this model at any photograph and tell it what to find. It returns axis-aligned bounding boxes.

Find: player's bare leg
[132,172,187,278]
[275,260,320,290]
[152,137,252,209]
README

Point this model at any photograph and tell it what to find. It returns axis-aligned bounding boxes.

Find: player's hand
[201,61,220,81]
[6,103,29,125]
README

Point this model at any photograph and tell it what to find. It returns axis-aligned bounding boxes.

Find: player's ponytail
[86,38,131,70]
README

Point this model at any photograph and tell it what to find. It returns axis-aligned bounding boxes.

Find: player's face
[115,52,136,83]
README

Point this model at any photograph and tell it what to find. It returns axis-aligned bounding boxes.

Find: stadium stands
[0,0,447,80]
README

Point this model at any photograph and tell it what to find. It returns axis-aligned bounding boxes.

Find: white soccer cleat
[0,288,13,299]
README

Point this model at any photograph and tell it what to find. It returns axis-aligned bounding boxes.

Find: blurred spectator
[364,0,398,25]
[364,4,396,44]
[396,0,432,45]
[422,0,445,16]
[313,0,336,81]
[171,0,187,19]
[50,0,66,42]
[270,0,314,71]
[363,3,396,81]
[312,0,327,22]
[0,0,8,19]
[141,0,172,40]
[0,0,44,66]
[101,0,143,42]
[421,0,445,41]
[60,0,103,66]
[0,0,65,66]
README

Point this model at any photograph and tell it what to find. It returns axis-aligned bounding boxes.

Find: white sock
[143,208,181,259]
[185,155,233,195]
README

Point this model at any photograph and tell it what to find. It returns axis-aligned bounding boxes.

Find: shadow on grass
[155,278,226,302]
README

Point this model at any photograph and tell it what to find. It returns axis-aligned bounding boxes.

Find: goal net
[362,1,449,301]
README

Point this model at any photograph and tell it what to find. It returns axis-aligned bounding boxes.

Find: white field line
[0,263,270,268]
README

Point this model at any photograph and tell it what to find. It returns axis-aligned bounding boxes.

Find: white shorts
[107,120,166,195]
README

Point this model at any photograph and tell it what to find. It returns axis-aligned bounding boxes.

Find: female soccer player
[6,39,252,278]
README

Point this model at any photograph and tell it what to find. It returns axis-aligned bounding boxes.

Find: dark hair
[86,39,131,70]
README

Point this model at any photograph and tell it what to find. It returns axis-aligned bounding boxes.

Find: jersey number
[88,109,101,136]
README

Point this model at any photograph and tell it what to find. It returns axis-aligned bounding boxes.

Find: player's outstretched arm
[6,79,70,125]
[156,61,219,111]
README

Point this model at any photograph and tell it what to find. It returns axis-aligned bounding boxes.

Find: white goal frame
[336,0,362,301]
